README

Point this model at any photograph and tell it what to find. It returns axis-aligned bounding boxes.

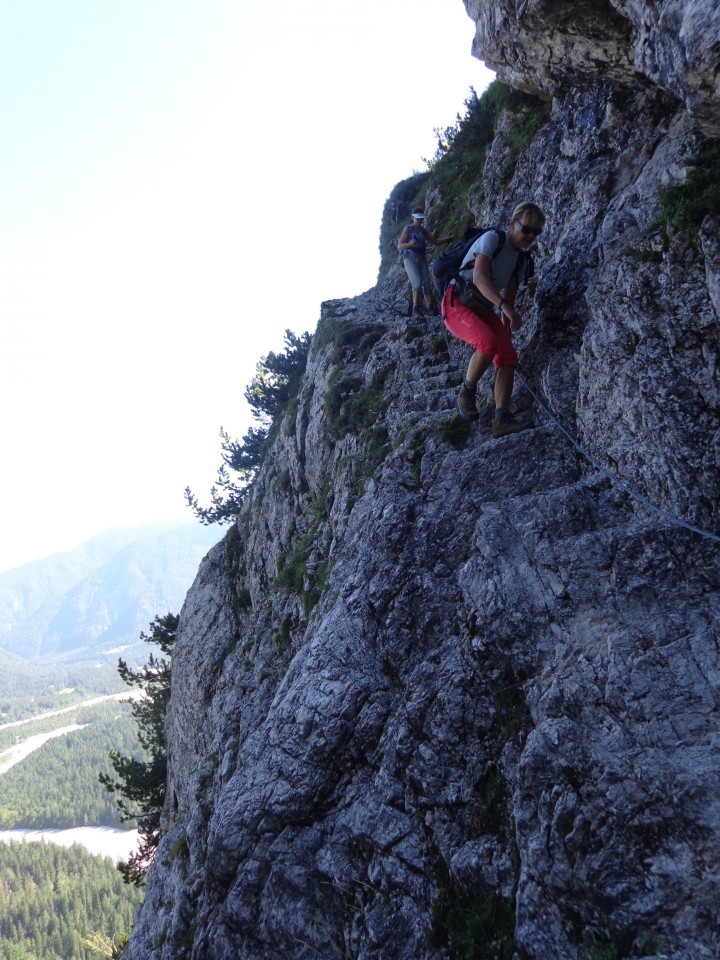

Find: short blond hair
[512,202,546,228]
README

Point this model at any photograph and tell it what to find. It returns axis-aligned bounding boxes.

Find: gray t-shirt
[459,230,526,290]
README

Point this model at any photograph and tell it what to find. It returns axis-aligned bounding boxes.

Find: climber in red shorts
[443,201,546,438]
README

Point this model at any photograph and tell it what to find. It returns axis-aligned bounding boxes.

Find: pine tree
[100,613,178,885]
[185,329,311,524]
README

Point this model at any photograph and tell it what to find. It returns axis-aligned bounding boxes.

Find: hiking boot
[412,304,424,318]
[491,411,528,438]
[457,384,480,420]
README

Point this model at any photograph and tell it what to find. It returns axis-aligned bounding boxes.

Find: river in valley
[0,693,141,863]
[0,825,139,862]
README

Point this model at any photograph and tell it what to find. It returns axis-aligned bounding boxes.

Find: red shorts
[442,284,518,369]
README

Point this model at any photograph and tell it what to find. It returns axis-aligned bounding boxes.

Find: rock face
[123,3,720,959]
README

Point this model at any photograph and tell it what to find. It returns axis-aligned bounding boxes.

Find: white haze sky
[0,0,494,573]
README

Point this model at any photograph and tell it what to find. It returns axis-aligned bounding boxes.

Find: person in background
[442,201,546,438]
[398,209,453,317]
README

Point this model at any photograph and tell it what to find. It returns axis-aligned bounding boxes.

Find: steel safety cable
[515,366,720,546]
[436,309,720,545]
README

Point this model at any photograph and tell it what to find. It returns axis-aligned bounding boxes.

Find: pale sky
[0,0,493,573]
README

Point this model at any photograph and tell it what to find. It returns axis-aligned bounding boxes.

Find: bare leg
[494,365,515,409]
[466,351,494,386]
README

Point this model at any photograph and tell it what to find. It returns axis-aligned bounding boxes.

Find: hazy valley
[0,521,220,958]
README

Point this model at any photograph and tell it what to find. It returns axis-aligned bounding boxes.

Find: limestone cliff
[123,2,720,958]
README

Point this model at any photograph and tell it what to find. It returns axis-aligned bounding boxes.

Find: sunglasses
[514,219,542,237]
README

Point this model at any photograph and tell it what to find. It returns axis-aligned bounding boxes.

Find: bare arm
[397,227,416,251]
[472,254,522,331]
[426,231,454,245]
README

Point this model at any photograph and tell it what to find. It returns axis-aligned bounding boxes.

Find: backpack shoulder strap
[491,229,505,259]
[510,250,531,286]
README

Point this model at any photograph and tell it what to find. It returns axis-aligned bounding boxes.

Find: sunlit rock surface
[124,1,720,957]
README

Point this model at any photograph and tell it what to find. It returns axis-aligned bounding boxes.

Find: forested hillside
[0,660,123,719]
[0,674,150,957]
[0,701,140,829]
[0,841,142,960]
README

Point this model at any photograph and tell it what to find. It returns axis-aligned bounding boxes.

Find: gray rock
[123,2,720,958]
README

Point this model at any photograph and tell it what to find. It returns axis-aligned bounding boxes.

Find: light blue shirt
[459,230,527,290]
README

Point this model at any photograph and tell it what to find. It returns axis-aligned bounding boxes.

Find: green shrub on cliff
[185,330,311,525]
[378,82,549,276]
[427,82,549,237]
[660,137,720,231]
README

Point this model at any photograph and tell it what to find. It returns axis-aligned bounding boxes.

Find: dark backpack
[431,227,533,294]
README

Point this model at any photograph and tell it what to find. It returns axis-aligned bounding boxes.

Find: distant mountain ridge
[0,522,221,663]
